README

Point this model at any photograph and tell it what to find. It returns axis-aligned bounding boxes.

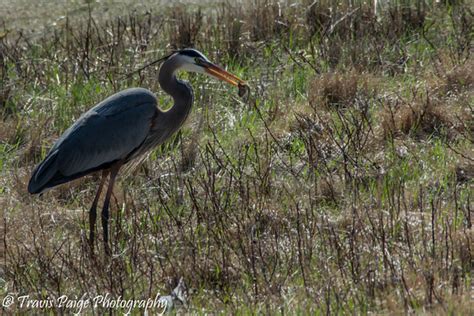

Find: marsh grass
[0,0,473,314]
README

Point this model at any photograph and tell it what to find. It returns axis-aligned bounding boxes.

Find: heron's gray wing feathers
[91,87,157,117]
[28,88,158,193]
[57,103,156,176]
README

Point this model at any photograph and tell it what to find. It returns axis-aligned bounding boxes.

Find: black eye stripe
[194,57,203,65]
[179,49,205,59]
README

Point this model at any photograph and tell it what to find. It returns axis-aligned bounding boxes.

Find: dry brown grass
[445,60,474,93]
[1,1,473,314]
[309,71,375,109]
[380,86,472,141]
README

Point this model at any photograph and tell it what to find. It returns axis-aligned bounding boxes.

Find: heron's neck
[158,60,194,131]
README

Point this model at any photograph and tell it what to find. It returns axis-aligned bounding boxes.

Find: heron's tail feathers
[28,149,60,194]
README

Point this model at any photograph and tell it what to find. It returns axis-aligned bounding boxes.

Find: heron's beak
[203,61,246,87]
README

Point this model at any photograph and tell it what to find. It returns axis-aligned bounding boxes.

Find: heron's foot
[88,236,95,253]
[89,223,95,245]
[102,227,110,255]
[89,206,97,254]
[103,241,111,256]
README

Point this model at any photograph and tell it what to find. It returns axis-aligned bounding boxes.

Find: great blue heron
[28,49,247,253]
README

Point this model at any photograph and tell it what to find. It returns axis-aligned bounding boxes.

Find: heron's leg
[89,170,109,251]
[101,164,121,255]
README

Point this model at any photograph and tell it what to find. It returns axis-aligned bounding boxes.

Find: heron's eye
[194,58,201,65]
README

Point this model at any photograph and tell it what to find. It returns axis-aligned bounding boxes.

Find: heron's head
[170,49,246,87]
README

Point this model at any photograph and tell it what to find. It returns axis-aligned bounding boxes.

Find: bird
[28,48,247,254]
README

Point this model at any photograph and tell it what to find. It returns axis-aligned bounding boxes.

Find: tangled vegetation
[0,0,472,314]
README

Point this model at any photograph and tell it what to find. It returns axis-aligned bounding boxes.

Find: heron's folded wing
[56,101,157,177]
[28,88,160,194]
